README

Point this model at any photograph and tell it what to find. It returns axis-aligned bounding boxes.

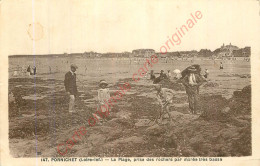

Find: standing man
[33,66,37,75]
[84,64,87,74]
[160,70,167,79]
[181,66,204,114]
[204,69,209,79]
[220,62,224,70]
[150,70,156,80]
[64,64,78,113]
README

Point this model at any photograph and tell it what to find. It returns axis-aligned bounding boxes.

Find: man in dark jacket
[150,70,156,80]
[64,64,78,113]
[181,66,204,114]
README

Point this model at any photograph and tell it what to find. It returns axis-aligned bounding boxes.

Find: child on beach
[154,84,175,124]
[97,80,111,119]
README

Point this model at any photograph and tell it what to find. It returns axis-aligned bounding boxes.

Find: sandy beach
[8,57,251,157]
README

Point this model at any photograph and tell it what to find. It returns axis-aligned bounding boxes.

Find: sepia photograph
[8,43,252,158]
[1,0,260,165]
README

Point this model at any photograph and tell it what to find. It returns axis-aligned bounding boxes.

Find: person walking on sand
[181,66,204,114]
[204,69,209,79]
[33,66,37,75]
[49,66,52,74]
[220,62,224,70]
[64,64,78,113]
[84,64,87,74]
[160,70,167,79]
[27,65,32,76]
[153,84,175,124]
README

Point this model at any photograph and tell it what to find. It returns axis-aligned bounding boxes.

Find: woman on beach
[27,65,32,76]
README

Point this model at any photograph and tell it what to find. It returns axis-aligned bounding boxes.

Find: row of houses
[132,49,155,57]
[10,44,250,59]
[131,44,250,59]
[213,43,251,59]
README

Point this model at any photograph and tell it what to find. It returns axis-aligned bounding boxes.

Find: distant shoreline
[8,55,250,59]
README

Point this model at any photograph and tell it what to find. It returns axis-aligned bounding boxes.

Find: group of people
[151,69,182,84]
[27,65,37,76]
[151,67,209,83]
[64,64,207,125]
[152,66,206,124]
[12,65,37,76]
[64,64,111,115]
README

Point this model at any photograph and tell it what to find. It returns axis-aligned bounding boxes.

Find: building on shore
[218,43,239,58]
[213,43,250,60]
[233,47,251,57]
[132,49,155,57]
[83,51,98,58]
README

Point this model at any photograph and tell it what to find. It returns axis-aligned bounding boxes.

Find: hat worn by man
[99,80,108,87]
[188,66,197,72]
[71,64,78,69]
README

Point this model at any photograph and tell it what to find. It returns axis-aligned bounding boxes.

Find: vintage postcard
[1,0,260,165]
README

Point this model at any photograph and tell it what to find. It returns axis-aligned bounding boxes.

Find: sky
[1,0,260,55]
